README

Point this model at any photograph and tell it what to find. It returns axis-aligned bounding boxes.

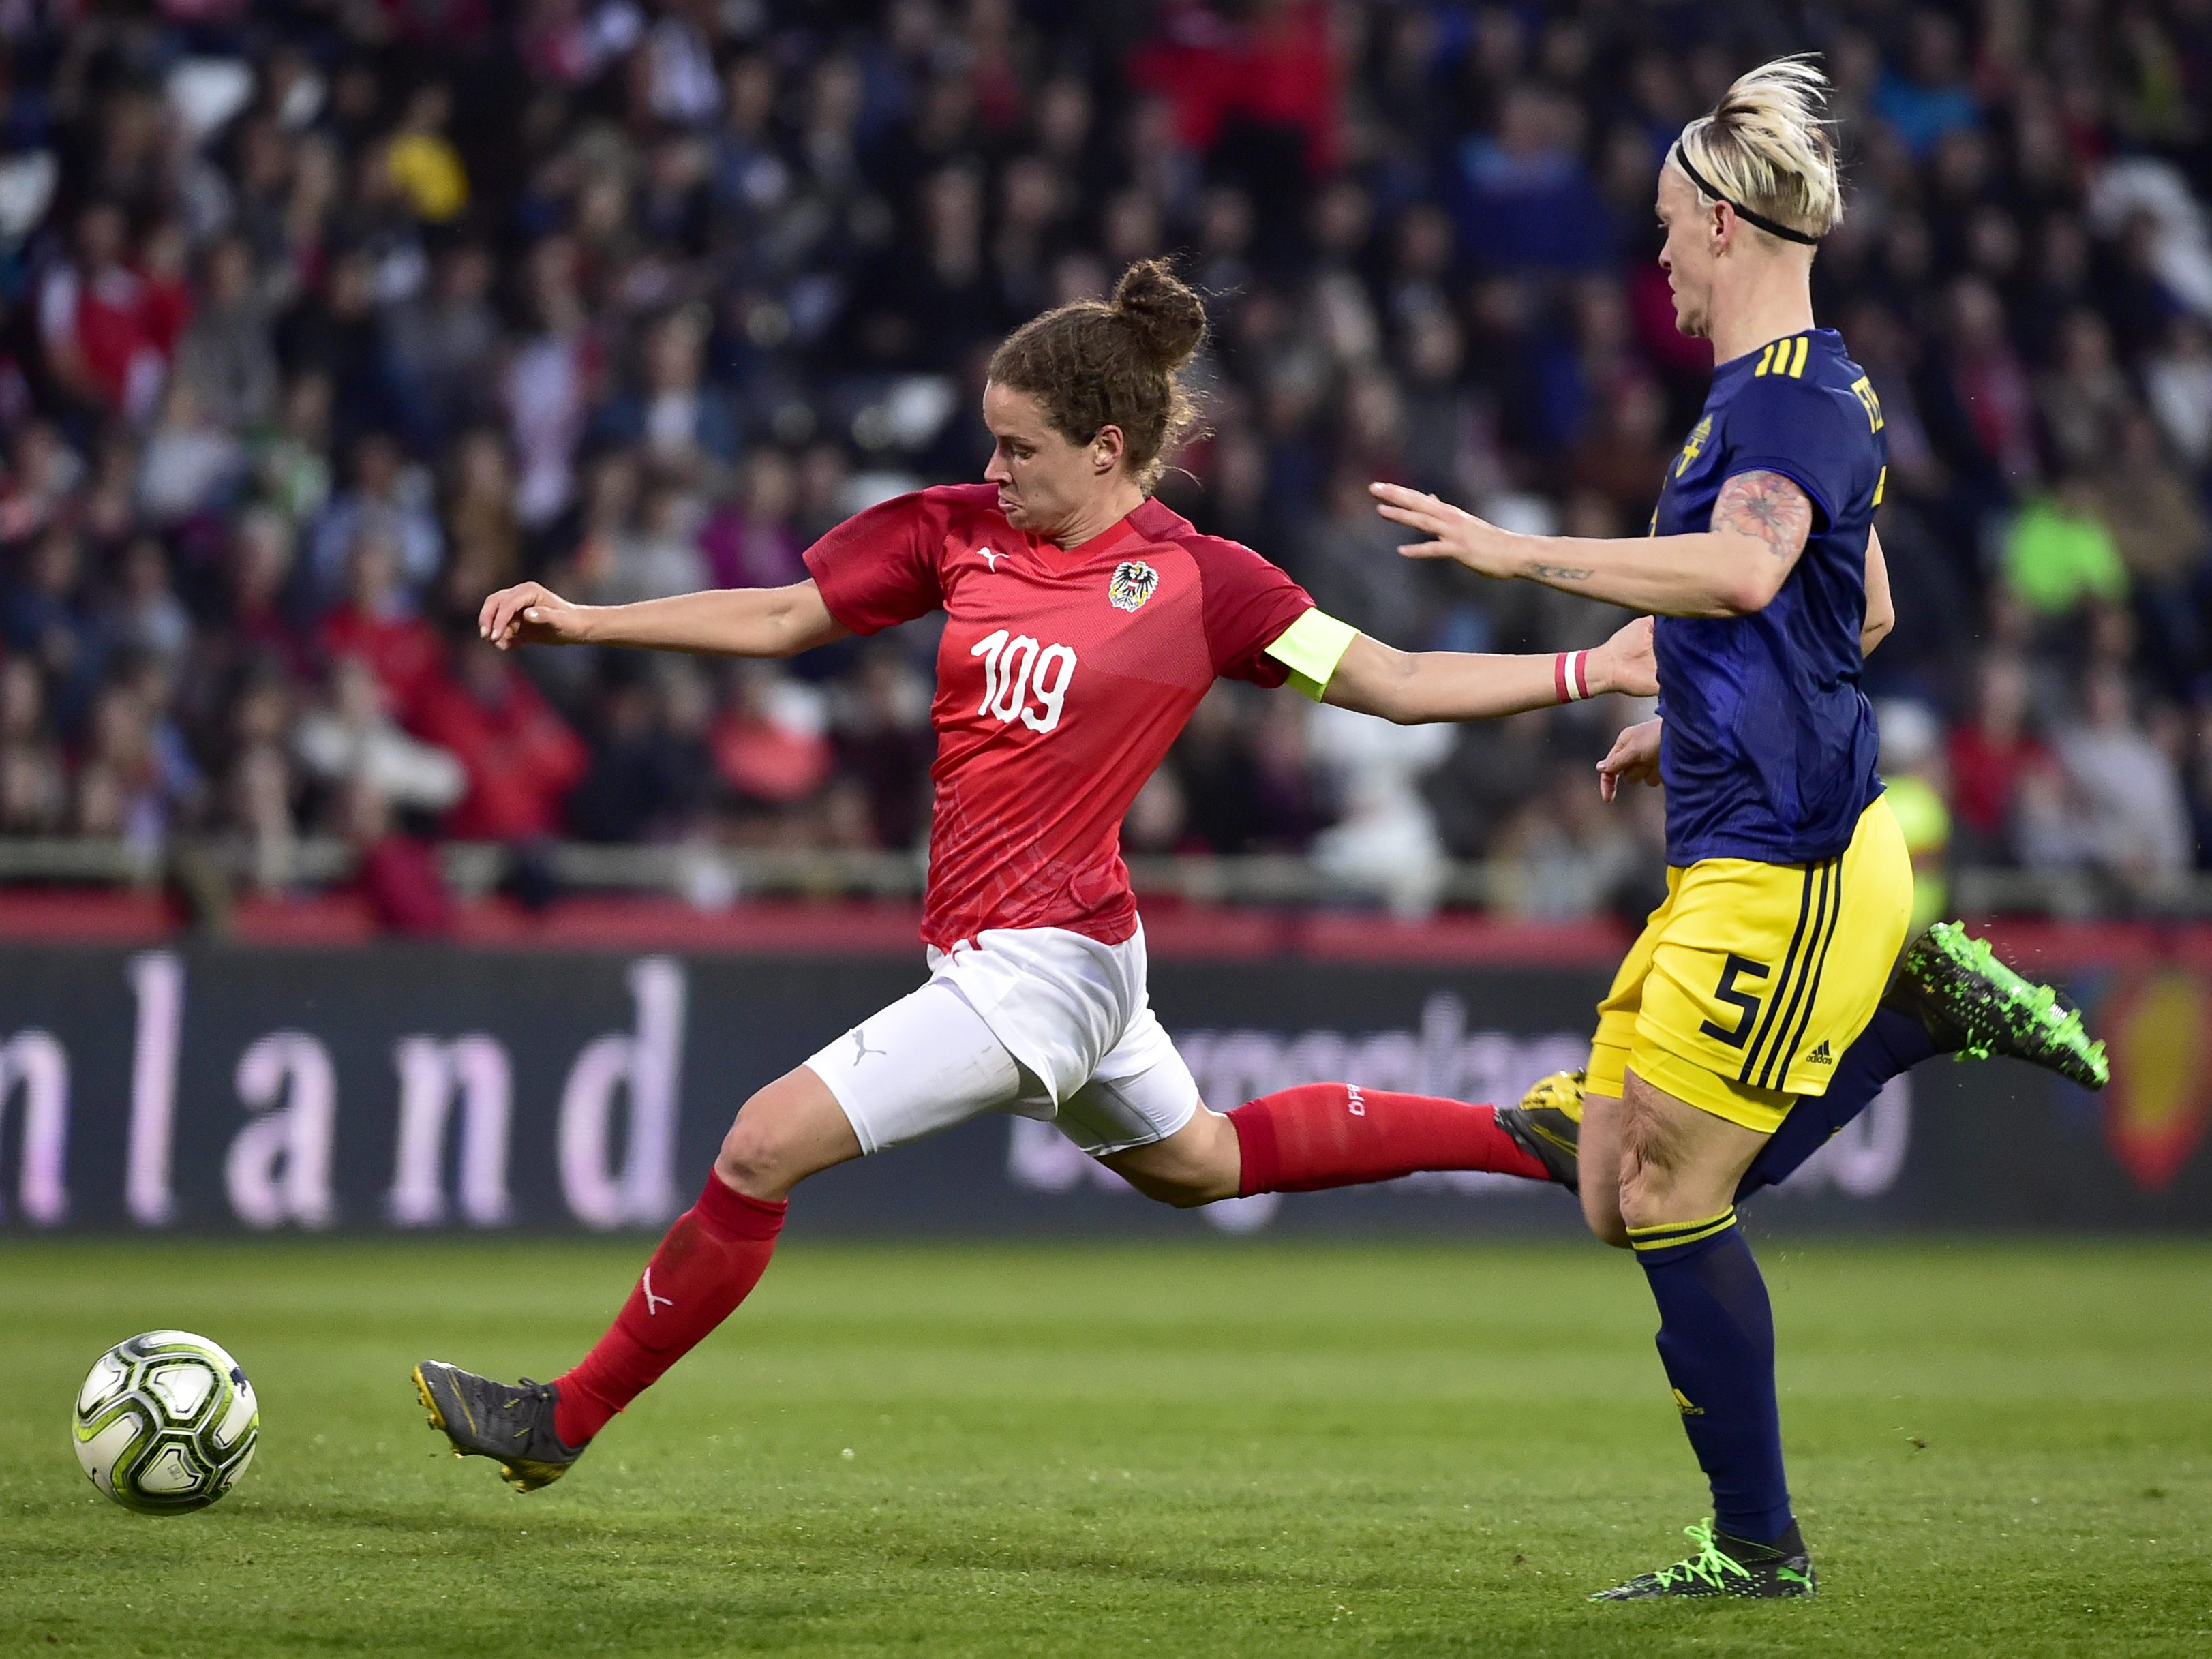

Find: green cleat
[1496,1068,1584,1191]
[1886,921,2109,1090]
[413,1361,588,1492]
[1590,1519,1817,1601]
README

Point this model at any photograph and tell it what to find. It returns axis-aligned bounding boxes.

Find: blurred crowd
[1,0,2210,923]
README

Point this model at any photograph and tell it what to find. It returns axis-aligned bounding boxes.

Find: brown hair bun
[1110,258,1207,372]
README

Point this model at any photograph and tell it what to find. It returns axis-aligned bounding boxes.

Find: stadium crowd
[1,0,2210,923]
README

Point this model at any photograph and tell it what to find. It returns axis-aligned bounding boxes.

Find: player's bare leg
[714,1067,864,1198]
[1617,1072,1763,1231]
[1102,1109,1241,1206]
[1594,1069,1814,1600]
[415,1067,859,1489]
[1575,1089,1630,1247]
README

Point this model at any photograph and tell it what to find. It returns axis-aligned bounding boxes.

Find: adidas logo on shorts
[1805,1039,1834,1066]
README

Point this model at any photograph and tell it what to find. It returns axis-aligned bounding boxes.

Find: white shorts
[804,924,1201,1158]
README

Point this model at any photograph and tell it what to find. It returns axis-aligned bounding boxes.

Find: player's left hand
[1593,614,1657,699]
[1368,482,1521,577]
[1597,718,1664,802]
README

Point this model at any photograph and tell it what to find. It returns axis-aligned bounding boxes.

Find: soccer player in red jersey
[413,261,1656,1491]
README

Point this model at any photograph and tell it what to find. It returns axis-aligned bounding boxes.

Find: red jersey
[805,484,1314,949]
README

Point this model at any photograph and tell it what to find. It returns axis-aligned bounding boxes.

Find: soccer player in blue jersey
[1374,57,2104,1600]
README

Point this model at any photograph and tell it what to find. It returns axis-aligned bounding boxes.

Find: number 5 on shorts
[1699,954,1770,1048]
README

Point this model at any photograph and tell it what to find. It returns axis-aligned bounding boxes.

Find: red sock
[553,1172,787,1446]
[1226,1082,1549,1196]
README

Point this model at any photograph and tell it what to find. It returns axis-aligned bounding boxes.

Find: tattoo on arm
[1528,564,1596,582]
[1713,470,1814,560]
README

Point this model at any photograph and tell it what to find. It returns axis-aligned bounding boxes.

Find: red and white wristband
[1554,649,1593,703]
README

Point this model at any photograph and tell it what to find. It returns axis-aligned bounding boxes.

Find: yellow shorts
[1587,796,1913,1133]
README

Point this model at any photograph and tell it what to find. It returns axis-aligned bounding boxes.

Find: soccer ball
[72,1331,260,1515]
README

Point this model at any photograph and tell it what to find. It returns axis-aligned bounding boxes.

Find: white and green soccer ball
[72,1331,260,1515]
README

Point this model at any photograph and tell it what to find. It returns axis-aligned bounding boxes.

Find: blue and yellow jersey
[1651,327,1889,866]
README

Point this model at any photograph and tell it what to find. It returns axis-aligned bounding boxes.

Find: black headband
[1671,140,1821,246]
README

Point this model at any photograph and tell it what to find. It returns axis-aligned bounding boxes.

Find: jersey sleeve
[1718,375,1875,530]
[800,489,948,634]
[1183,535,1317,686]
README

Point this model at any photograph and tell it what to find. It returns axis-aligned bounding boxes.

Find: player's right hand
[1596,718,1663,802]
[1595,614,1657,697]
[479,581,590,650]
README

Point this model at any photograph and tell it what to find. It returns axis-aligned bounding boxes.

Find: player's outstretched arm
[1369,474,1814,617]
[478,579,849,658]
[1323,615,1656,725]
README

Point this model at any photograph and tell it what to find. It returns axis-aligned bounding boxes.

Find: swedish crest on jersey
[1108,560,1159,612]
[1674,414,1714,478]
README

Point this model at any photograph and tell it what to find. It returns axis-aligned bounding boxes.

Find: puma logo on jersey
[1108,560,1158,611]
[852,1026,885,1063]
[1805,1039,1833,1066]
[976,547,1005,572]
[641,1270,673,1316]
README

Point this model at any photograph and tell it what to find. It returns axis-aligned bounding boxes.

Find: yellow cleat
[1519,1067,1587,1123]
[1497,1069,1585,1190]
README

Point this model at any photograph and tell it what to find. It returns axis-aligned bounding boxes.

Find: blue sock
[1631,1208,1793,1544]
[1736,1008,1939,1199]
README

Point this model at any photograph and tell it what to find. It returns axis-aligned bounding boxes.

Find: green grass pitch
[1,1238,2207,1658]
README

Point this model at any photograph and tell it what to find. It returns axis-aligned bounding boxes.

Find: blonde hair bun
[1675,55,1843,243]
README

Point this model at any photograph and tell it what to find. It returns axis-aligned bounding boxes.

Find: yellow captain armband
[1264,607,1359,701]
